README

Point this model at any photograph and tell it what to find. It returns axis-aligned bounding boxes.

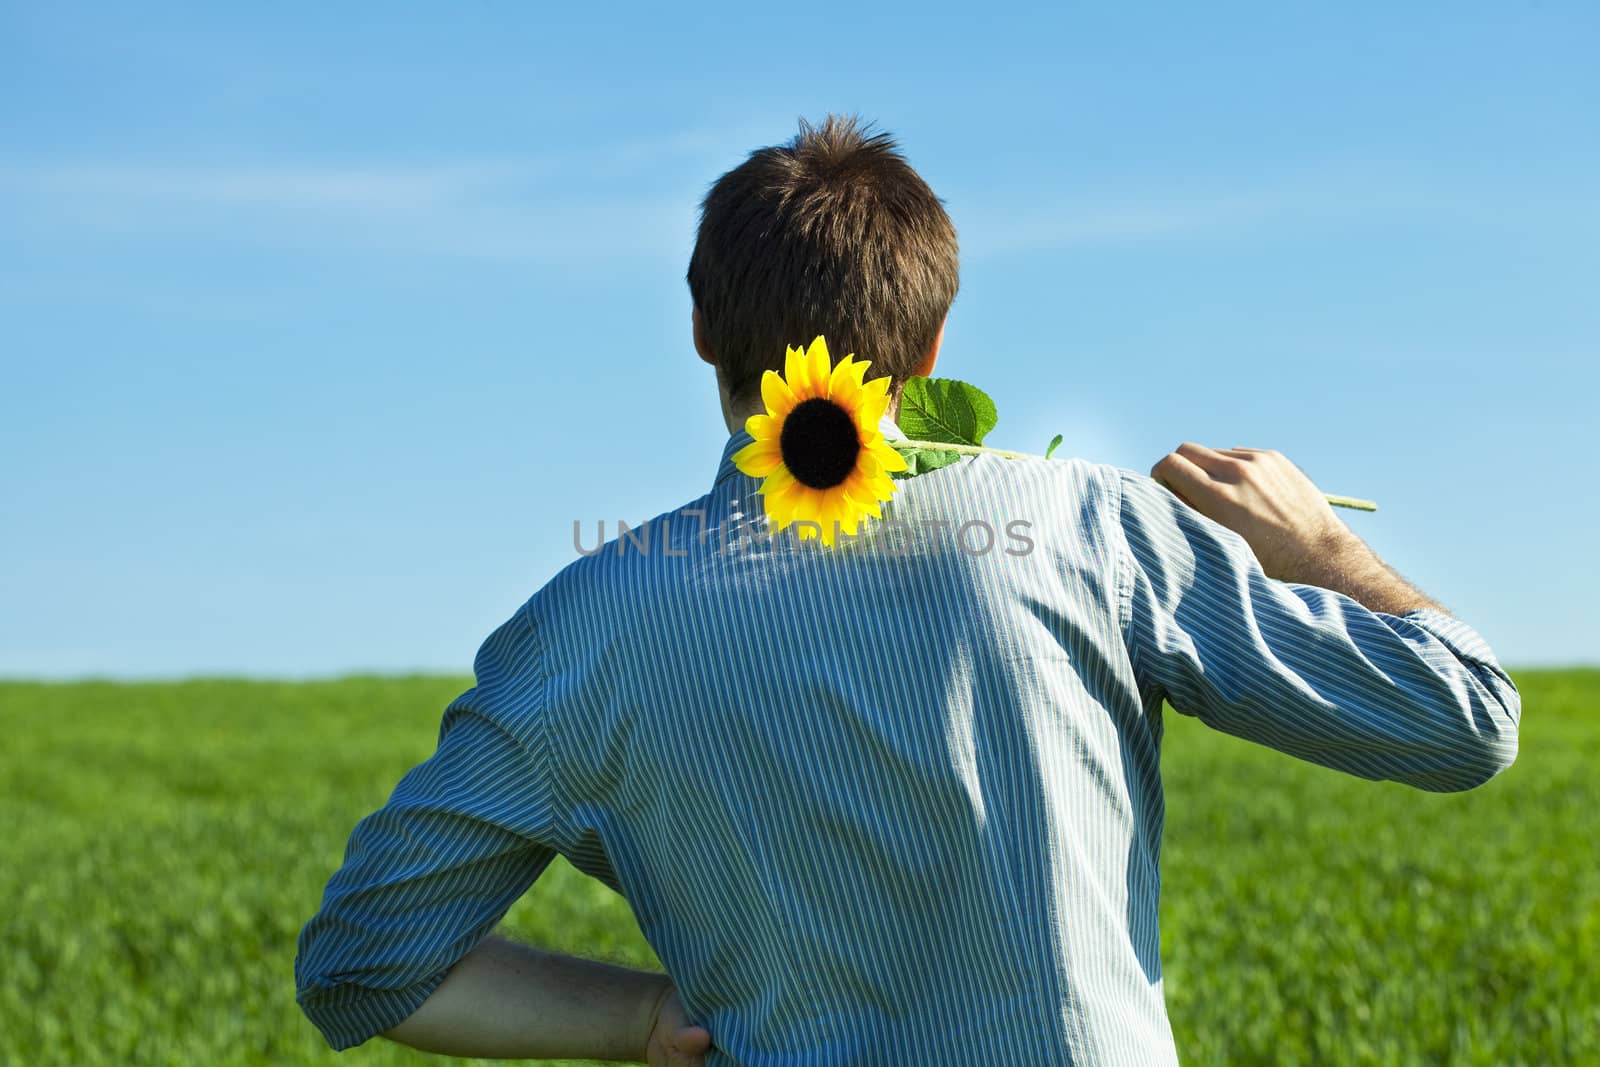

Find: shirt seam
[1109,467,1135,659]
[517,597,578,852]
[1108,467,1167,715]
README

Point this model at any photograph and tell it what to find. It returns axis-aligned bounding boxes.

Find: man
[295,116,1519,1065]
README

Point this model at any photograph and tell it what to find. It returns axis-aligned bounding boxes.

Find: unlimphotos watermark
[573,510,1036,559]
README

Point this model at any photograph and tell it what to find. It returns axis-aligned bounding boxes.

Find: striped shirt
[295,416,1520,1064]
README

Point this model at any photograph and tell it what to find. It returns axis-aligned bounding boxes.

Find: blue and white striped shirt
[295,417,1519,1064]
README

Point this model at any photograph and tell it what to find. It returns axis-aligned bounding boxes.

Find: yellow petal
[843,466,883,501]
[841,477,882,521]
[846,466,892,508]
[746,413,780,441]
[751,448,789,477]
[835,505,865,540]
[836,361,871,414]
[761,465,797,496]
[853,460,899,498]
[761,470,803,531]
[831,377,858,414]
[791,487,828,538]
[863,375,892,400]
[837,486,875,538]
[759,370,799,419]
[856,391,891,432]
[805,336,832,399]
[766,472,811,521]
[856,451,883,480]
[871,440,909,473]
[827,354,860,400]
[761,467,806,505]
[785,345,815,400]
[812,505,839,545]
[793,505,820,540]
[847,497,882,523]
[819,489,847,531]
[733,438,783,477]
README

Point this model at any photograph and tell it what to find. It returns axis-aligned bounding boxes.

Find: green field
[3,670,1595,1066]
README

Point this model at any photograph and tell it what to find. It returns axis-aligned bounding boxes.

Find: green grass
[2,670,1595,1065]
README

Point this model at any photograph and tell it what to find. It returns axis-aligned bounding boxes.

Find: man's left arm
[294,609,708,1061]
[380,933,708,1063]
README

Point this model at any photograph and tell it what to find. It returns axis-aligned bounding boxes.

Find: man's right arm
[1114,443,1519,792]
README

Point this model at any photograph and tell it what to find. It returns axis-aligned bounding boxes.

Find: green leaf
[1044,433,1063,460]
[891,445,961,479]
[897,377,998,447]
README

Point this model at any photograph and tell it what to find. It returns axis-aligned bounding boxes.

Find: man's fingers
[674,1026,711,1050]
[670,1026,711,1065]
[1150,451,1209,509]
[1173,440,1224,469]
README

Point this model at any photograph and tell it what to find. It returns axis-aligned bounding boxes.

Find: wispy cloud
[0,125,786,262]
[0,158,695,261]
[953,155,1600,259]
[958,192,1281,258]
[14,162,498,210]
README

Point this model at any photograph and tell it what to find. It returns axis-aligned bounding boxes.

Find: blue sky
[3,3,1595,676]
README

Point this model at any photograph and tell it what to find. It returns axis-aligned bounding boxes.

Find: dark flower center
[780,398,861,489]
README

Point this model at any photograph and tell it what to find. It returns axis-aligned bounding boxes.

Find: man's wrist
[1274,524,1363,589]
[1281,528,1440,616]
[633,973,675,1061]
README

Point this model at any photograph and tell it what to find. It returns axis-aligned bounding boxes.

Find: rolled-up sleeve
[1113,468,1519,792]
[294,605,566,1049]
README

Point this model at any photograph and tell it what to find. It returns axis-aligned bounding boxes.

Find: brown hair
[687,115,959,409]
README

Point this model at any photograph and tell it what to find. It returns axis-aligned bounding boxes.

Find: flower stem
[890,438,1379,512]
[892,438,1036,461]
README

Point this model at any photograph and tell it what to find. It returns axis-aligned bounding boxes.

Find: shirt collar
[713,412,906,489]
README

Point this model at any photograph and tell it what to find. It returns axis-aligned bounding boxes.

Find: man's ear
[693,307,717,367]
[911,318,947,378]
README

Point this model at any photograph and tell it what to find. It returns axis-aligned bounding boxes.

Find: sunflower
[730,335,909,546]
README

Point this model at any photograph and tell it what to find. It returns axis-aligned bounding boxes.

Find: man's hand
[1149,443,1351,582]
[643,983,712,1066]
[1150,443,1444,615]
